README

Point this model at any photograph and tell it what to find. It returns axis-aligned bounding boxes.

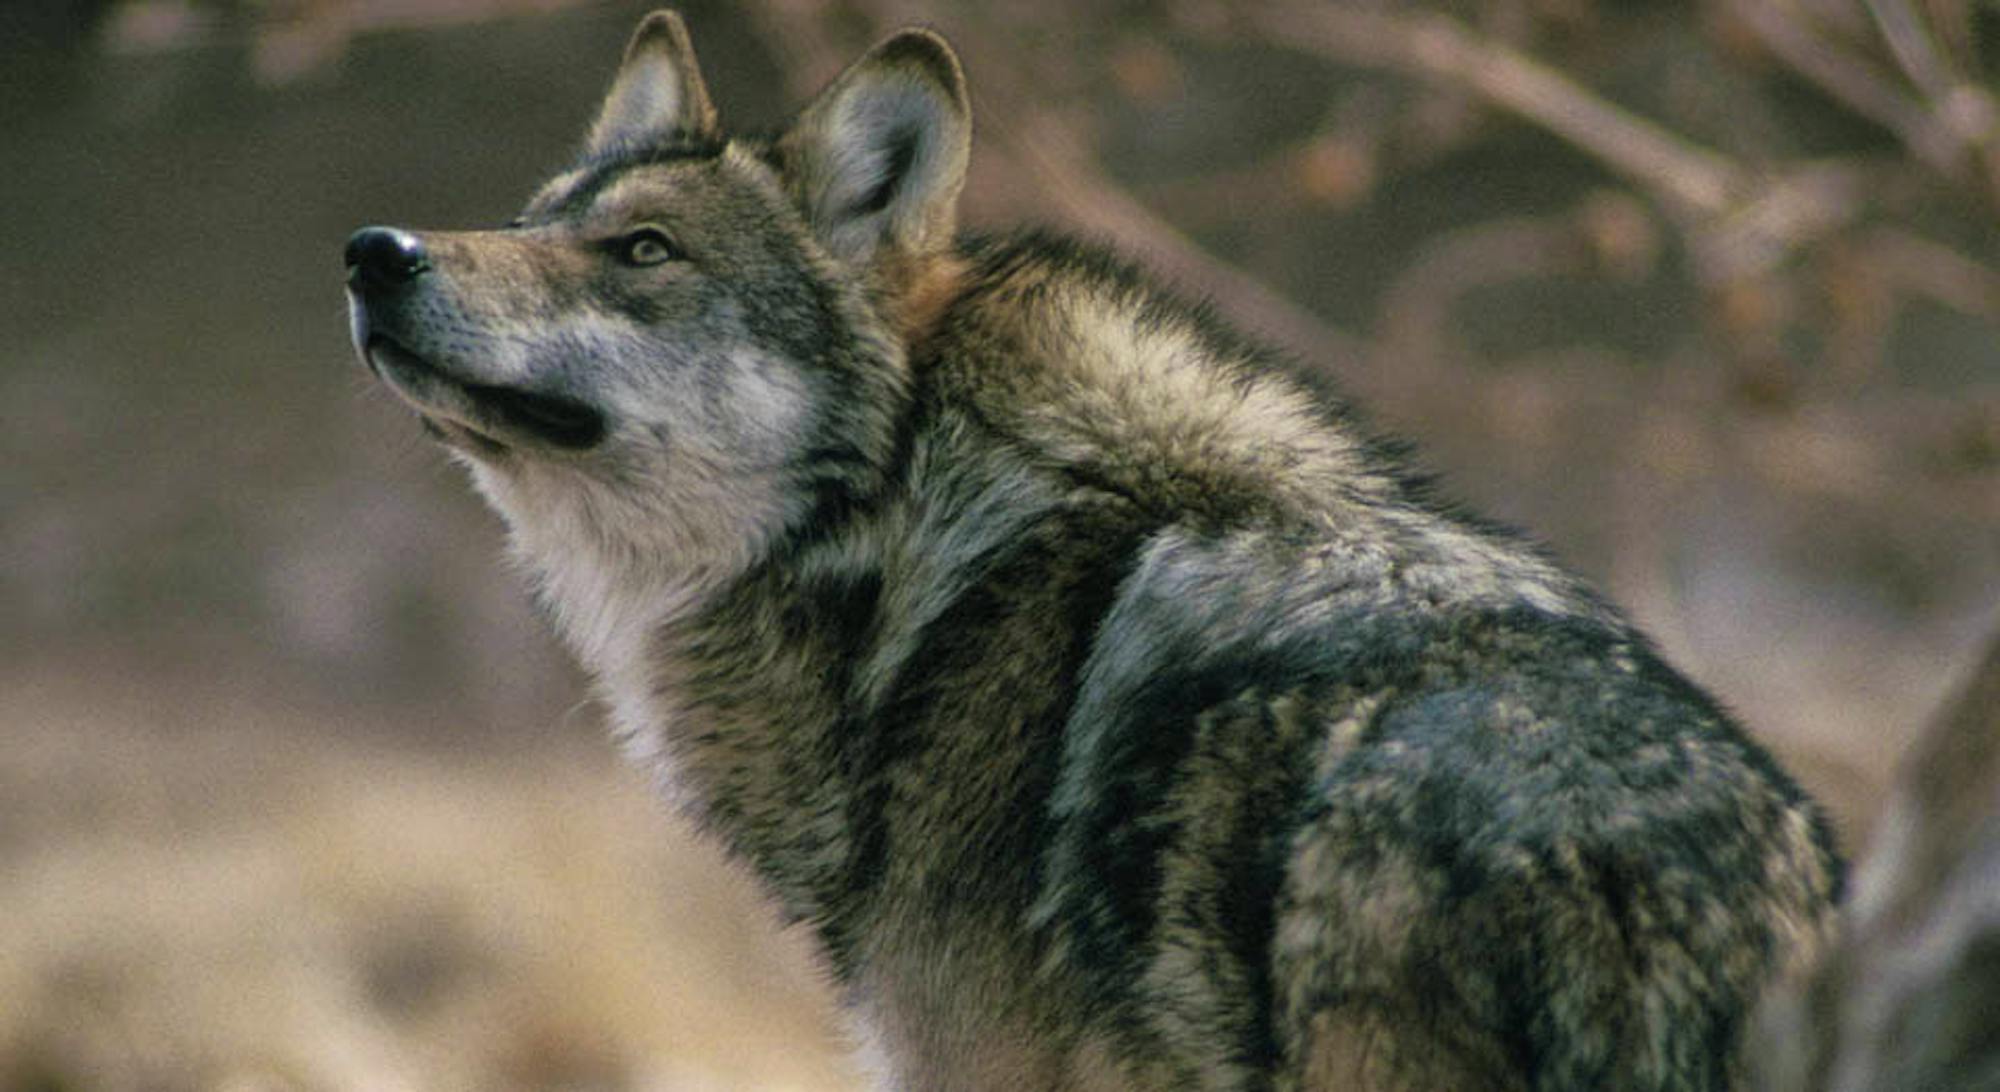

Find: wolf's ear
[585,10,718,155]
[777,29,970,267]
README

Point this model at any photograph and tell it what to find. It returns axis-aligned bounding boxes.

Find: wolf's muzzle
[343,225,609,452]
[345,226,430,291]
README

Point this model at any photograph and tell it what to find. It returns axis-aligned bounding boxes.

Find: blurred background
[1,0,1994,1088]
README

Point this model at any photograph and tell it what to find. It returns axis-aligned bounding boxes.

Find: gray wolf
[343,11,1843,1089]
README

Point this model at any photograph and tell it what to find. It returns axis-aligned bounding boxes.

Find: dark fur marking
[837,496,1155,953]
[854,125,920,217]
[1051,625,1340,987]
[531,136,729,223]
[1275,608,1838,1088]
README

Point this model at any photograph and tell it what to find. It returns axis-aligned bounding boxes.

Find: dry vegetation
[1,667,857,1091]
[2,0,1994,1088]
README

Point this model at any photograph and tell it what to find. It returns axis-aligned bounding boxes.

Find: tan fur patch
[898,252,971,348]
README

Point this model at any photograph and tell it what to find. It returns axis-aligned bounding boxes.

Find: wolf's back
[897,232,1843,1089]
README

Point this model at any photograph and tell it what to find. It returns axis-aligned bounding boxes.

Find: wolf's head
[345,11,968,637]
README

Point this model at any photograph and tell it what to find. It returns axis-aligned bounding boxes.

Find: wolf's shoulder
[938,228,1360,420]
[906,230,1441,533]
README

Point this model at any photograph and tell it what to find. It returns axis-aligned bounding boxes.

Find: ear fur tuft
[586,10,718,156]
[777,28,971,267]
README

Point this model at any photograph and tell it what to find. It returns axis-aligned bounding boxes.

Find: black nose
[345,226,430,290]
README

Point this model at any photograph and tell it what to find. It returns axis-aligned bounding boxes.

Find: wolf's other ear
[778,29,970,267]
[586,10,718,155]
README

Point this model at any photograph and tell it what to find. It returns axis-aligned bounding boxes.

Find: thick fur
[344,12,1843,1090]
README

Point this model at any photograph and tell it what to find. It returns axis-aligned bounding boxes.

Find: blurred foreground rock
[1752,630,2000,1092]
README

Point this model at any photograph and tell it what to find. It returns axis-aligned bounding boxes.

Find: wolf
[343,11,1843,1090]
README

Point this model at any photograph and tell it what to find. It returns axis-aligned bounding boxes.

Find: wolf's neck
[529,526,733,776]
[536,510,880,919]
[466,463,750,768]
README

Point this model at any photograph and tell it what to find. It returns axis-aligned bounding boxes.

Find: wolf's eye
[618,227,681,267]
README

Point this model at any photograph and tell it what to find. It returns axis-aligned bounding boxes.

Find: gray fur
[344,12,1843,1090]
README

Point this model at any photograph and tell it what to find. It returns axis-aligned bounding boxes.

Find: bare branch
[1864,0,1958,99]
[1866,226,2000,315]
[1375,213,1596,372]
[1236,6,1883,284]
[1245,5,1749,217]
[1692,161,1868,283]
[1730,0,1985,183]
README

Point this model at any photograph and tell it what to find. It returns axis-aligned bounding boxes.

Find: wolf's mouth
[365,334,606,450]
